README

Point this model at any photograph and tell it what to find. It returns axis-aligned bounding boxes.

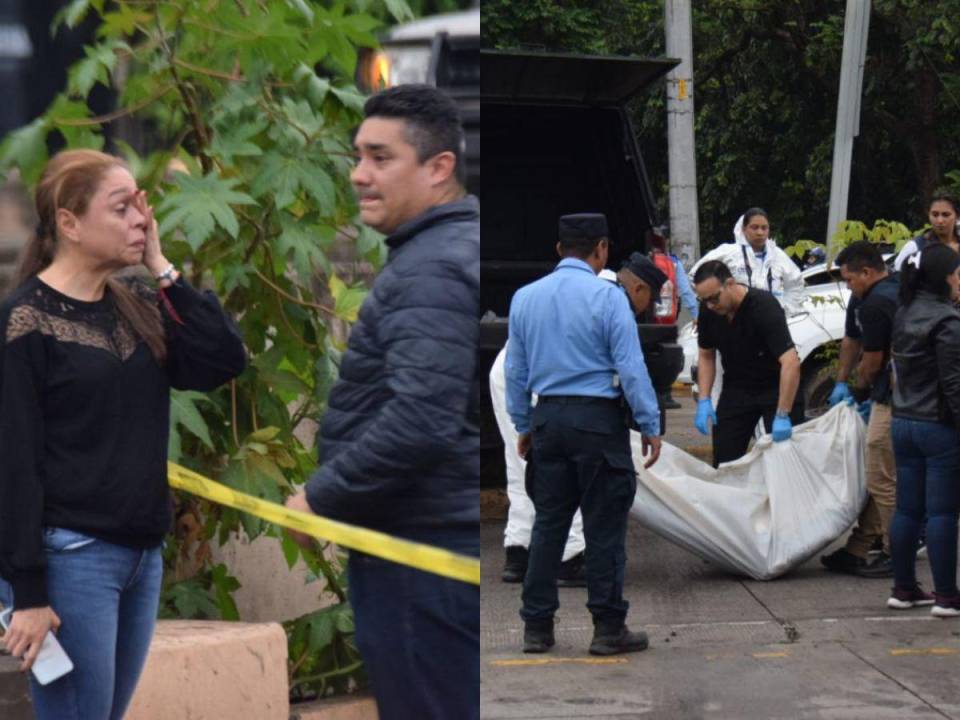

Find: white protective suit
[689,215,805,317]
[688,215,806,409]
[489,346,585,560]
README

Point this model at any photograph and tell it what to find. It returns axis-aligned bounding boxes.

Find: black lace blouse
[0,274,246,609]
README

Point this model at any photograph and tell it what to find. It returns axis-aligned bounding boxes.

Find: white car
[678,255,893,417]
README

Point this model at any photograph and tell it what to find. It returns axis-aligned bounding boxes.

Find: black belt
[539,395,620,406]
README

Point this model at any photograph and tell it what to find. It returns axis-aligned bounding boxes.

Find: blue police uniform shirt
[505,257,661,436]
[672,255,698,320]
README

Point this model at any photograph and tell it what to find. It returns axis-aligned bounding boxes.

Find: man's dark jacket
[306,196,480,554]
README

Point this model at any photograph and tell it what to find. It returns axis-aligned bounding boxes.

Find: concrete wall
[210,532,342,623]
[127,620,289,720]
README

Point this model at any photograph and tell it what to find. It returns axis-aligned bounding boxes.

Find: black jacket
[891,291,960,430]
[305,196,480,554]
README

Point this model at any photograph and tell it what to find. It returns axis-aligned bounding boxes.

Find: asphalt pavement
[481,390,960,719]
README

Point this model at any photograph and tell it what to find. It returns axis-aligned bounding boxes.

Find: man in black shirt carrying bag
[692,260,803,466]
[821,241,900,578]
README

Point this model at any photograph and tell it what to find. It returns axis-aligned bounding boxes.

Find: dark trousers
[890,418,960,596]
[348,552,479,720]
[521,398,636,628]
[712,385,805,467]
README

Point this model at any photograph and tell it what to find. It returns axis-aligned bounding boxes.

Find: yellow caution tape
[167,462,480,586]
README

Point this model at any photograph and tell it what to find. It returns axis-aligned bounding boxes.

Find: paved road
[481,392,960,719]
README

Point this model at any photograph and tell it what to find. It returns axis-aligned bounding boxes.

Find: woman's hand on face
[3,606,62,672]
[133,190,167,277]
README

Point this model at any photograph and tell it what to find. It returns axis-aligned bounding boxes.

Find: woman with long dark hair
[887,243,960,617]
[893,190,960,271]
[0,149,246,718]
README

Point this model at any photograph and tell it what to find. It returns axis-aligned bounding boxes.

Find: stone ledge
[291,694,379,720]
[0,654,32,720]
[126,620,289,720]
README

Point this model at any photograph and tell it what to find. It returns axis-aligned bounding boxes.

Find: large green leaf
[158,172,256,249]
[252,153,335,211]
[169,390,215,450]
[210,121,266,165]
[0,118,50,185]
[68,40,129,97]
[328,274,367,323]
[383,0,416,23]
[48,94,104,150]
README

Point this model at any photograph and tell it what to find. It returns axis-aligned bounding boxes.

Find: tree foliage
[0,0,431,699]
[482,0,960,252]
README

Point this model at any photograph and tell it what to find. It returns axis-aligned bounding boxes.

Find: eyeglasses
[699,289,724,307]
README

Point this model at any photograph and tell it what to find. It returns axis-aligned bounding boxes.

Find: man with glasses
[692,260,802,466]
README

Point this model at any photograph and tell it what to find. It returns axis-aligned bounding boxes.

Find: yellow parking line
[490,657,629,667]
[890,647,960,657]
[752,652,789,658]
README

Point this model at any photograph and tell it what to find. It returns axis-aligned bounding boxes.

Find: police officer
[505,213,662,656]
[692,260,803,466]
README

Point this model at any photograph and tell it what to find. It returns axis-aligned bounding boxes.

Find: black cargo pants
[520,396,636,628]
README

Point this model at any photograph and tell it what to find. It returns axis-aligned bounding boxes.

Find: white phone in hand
[0,606,74,685]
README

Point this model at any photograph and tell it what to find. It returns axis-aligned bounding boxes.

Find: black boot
[557,551,586,588]
[502,546,528,583]
[589,622,649,656]
[661,390,682,410]
[523,621,555,654]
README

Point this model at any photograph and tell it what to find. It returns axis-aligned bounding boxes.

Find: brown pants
[846,402,896,557]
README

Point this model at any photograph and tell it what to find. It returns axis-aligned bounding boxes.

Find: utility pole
[825,0,871,257]
[665,0,700,268]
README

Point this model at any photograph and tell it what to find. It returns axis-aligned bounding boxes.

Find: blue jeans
[348,552,479,720]
[0,528,162,720]
[890,419,960,596]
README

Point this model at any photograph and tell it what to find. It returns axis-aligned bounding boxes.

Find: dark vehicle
[480,49,685,486]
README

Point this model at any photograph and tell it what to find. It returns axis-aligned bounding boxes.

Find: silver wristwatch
[155,263,177,284]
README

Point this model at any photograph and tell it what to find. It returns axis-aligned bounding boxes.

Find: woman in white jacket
[689,208,805,317]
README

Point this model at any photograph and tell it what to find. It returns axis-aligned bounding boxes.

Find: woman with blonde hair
[0,149,245,718]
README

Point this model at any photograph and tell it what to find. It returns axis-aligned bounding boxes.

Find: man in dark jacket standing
[285,85,479,720]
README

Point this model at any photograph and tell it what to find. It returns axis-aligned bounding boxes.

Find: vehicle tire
[802,362,836,420]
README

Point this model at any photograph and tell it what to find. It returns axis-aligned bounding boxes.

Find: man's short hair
[693,260,733,285]
[835,240,885,273]
[364,84,466,186]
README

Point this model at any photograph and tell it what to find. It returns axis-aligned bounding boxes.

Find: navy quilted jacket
[306,196,480,554]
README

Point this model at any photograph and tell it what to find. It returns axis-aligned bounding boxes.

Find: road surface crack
[839,642,956,719]
[738,580,801,643]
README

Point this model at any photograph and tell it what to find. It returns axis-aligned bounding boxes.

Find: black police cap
[558,213,609,244]
[622,251,668,298]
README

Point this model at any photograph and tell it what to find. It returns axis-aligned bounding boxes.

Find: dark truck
[480,49,686,486]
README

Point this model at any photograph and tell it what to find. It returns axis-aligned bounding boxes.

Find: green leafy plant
[0,0,423,699]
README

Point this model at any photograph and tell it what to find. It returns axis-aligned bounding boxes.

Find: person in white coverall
[491,346,586,584]
[689,207,805,316]
[688,208,805,410]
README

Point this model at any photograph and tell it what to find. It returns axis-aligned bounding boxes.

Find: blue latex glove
[771,413,792,442]
[694,398,717,435]
[857,400,872,424]
[828,381,852,407]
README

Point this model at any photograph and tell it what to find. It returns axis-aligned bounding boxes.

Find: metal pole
[825,0,871,257]
[665,0,700,268]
